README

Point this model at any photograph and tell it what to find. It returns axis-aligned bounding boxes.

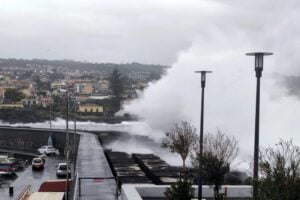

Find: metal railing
[73,173,79,200]
[16,185,31,200]
[0,146,39,156]
[78,176,120,198]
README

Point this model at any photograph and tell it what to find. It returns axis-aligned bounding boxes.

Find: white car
[32,157,44,170]
[38,146,58,156]
[56,163,71,178]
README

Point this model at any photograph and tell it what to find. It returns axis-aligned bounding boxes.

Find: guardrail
[16,185,31,200]
[78,176,120,198]
[73,173,79,200]
[0,146,37,152]
[0,146,39,157]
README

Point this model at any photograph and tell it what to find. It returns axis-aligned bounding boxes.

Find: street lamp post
[73,100,77,174]
[195,70,212,200]
[65,91,70,200]
[246,52,273,200]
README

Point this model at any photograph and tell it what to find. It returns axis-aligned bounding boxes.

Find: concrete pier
[75,132,116,200]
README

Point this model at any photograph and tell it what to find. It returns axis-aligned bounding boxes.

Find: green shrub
[165,179,195,200]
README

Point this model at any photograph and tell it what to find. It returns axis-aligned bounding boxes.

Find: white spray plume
[123,0,300,167]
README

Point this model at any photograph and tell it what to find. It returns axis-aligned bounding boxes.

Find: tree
[203,130,239,163]
[201,152,229,198]
[162,121,197,176]
[4,88,26,103]
[165,179,195,200]
[257,139,300,200]
[109,67,124,111]
[191,130,239,199]
[162,121,197,200]
[34,77,51,91]
[109,67,124,98]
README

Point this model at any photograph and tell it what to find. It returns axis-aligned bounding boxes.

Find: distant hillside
[0,58,168,76]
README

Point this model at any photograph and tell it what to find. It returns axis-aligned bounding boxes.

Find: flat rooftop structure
[26,192,64,200]
[132,154,191,185]
[105,151,152,184]
[121,184,253,200]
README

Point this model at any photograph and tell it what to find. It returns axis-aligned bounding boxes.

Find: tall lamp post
[65,91,70,200]
[73,100,78,174]
[195,70,212,200]
[246,52,273,200]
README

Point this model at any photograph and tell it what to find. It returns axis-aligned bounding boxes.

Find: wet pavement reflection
[0,155,68,200]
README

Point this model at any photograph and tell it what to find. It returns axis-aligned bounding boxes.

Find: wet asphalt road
[0,131,116,200]
[0,155,67,200]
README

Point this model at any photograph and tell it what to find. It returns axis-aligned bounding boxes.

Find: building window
[96,109,99,113]
[85,108,87,112]
[90,108,93,112]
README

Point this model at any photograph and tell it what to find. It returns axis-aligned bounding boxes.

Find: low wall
[0,127,80,153]
[121,184,253,200]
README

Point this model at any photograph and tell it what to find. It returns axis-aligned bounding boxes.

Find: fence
[78,176,120,198]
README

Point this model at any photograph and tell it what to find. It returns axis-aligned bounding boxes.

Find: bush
[257,139,300,200]
[165,179,195,200]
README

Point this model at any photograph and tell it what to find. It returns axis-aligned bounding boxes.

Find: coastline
[0,109,137,124]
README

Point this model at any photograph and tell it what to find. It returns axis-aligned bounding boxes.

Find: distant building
[0,103,23,109]
[22,96,39,108]
[81,84,94,94]
[51,81,66,89]
[40,74,50,82]
[78,103,104,113]
[98,80,110,90]
[39,96,53,108]
[75,83,94,94]
[21,84,34,97]
[75,95,89,103]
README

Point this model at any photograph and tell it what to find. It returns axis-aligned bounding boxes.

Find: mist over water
[0,118,181,166]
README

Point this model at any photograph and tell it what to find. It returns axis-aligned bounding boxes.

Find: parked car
[38,154,47,163]
[0,154,17,173]
[0,164,14,174]
[38,146,58,156]
[32,158,44,170]
[56,163,71,178]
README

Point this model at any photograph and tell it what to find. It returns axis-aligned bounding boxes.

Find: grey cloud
[0,0,223,65]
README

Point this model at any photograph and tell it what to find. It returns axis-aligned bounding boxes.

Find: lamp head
[195,70,212,87]
[246,52,273,71]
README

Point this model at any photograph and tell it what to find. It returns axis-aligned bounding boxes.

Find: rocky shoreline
[0,109,136,124]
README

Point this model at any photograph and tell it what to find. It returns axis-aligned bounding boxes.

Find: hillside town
[0,59,166,122]
[1,0,300,200]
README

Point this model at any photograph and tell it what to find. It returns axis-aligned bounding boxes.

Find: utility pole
[50,104,52,130]
[48,103,53,146]
[73,100,77,174]
[65,91,70,200]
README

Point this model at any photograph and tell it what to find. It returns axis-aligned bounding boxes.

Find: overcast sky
[1,0,298,67]
[0,0,219,65]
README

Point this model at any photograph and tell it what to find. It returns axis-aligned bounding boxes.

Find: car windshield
[33,159,42,164]
[48,147,55,150]
[59,165,67,170]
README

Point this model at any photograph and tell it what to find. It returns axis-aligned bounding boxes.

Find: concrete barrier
[121,184,253,200]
